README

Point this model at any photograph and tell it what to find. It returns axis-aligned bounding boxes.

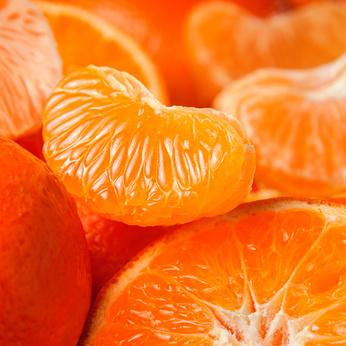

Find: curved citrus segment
[81,199,346,345]
[215,56,346,197]
[36,1,168,104]
[186,1,346,104]
[0,0,61,139]
[43,66,255,226]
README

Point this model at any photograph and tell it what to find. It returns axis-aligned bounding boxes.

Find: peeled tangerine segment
[43,65,255,226]
[185,1,346,103]
[0,0,61,139]
[215,55,346,197]
[81,199,346,345]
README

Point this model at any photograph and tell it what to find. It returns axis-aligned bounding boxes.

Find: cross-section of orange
[43,66,255,226]
[36,1,167,104]
[0,0,61,139]
[215,55,346,197]
[81,199,346,345]
[185,1,346,104]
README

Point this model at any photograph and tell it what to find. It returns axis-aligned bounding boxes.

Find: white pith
[84,200,346,345]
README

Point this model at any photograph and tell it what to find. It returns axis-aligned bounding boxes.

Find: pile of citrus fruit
[1,0,346,344]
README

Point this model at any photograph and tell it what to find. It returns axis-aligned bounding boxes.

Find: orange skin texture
[0,138,91,346]
[77,203,169,296]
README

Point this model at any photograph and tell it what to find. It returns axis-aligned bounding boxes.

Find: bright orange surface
[82,199,346,345]
[43,66,255,226]
[77,202,169,295]
[0,138,91,345]
[0,0,61,140]
[37,1,167,104]
[40,0,284,106]
[215,56,346,197]
[186,1,346,105]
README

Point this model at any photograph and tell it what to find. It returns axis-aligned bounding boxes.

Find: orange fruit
[0,0,61,140]
[0,138,91,345]
[40,0,280,107]
[215,56,346,197]
[16,129,44,160]
[43,66,255,226]
[81,199,346,345]
[36,1,167,104]
[77,202,169,295]
[185,1,346,104]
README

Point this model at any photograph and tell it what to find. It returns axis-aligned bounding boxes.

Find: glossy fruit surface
[215,56,346,197]
[0,137,91,346]
[186,1,346,104]
[43,66,255,226]
[82,199,346,345]
[0,0,61,139]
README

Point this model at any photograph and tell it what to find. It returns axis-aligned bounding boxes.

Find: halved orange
[215,55,346,197]
[185,1,346,104]
[36,1,168,104]
[0,0,61,139]
[81,199,346,345]
[43,66,255,226]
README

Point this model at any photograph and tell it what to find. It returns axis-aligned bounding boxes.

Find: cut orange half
[82,199,346,345]
[36,1,168,104]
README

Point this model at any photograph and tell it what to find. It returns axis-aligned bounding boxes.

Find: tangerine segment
[185,1,346,104]
[43,66,255,226]
[0,0,61,139]
[36,1,168,104]
[215,56,346,197]
[81,199,346,345]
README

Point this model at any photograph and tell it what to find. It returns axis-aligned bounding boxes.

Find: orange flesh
[83,200,346,345]
[43,66,255,226]
[215,56,346,197]
[0,0,61,139]
[37,1,167,104]
[186,2,346,104]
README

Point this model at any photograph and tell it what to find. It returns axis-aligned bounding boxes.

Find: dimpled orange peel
[43,65,255,226]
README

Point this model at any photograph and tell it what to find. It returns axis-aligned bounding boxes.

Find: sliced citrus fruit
[43,66,255,226]
[77,202,168,295]
[36,1,167,104]
[81,199,346,345]
[185,1,346,104]
[0,0,61,139]
[215,55,346,197]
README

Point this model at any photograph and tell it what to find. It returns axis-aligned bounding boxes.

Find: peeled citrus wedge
[215,55,346,197]
[0,0,61,139]
[43,66,255,226]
